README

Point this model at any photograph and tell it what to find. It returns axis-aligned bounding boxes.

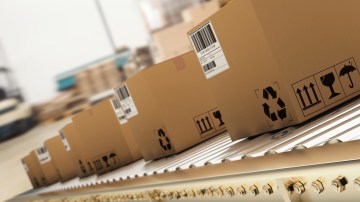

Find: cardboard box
[44,135,78,182]
[182,0,220,25]
[114,51,226,161]
[187,0,360,140]
[60,123,95,178]
[152,22,194,63]
[30,147,59,185]
[21,155,44,188]
[72,99,142,175]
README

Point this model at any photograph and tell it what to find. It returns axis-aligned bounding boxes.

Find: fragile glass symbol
[320,72,340,99]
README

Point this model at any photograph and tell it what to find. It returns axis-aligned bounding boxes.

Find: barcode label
[110,98,128,124]
[191,24,217,52]
[203,61,216,72]
[189,22,229,79]
[60,132,71,151]
[36,147,51,164]
[114,84,138,119]
[22,160,29,172]
[116,85,130,101]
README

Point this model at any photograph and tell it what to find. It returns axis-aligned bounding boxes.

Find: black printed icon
[102,155,110,168]
[296,83,321,110]
[339,62,357,88]
[320,72,341,99]
[158,128,172,151]
[196,116,214,133]
[87,161,93,171]
[109,153,117,165]
[79,160,87,174]
[262,86,287,121]
[93,159,103,171]
[212,110,225,126]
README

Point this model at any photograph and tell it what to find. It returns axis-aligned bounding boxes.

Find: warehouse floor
[0,118,72,202]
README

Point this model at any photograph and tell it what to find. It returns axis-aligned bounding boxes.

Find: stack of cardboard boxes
[23,0,360,188]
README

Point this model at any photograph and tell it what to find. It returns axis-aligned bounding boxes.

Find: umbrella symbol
[339,63,357,88]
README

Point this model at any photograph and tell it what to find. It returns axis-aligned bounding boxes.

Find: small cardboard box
[152,22,194,63]
[114,51,226,161]
[72,99,142,175]
[30,147,59,185]
[21,155,44,188]
[60,123,94,178]
[187,0,360,140]
[44,135,78,182]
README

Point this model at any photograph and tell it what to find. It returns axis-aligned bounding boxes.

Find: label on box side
[189,21,229,79]
[60,131,71,151]
[115,84,139,119]
[111,98,128,124]
[22,160,29,172]
[36,147,51,164]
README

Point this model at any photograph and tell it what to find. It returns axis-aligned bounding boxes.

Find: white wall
[0,0,149,104]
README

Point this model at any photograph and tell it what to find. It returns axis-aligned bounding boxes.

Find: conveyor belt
[10,97,360,202]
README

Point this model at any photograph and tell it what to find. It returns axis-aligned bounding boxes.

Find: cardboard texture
[60,123,94,178]
[115,51,226,161]
[44,135,78,182]
[30,148,59,186]
[187,0,360,140]
[152,22,194,63]
[21,155,43,188]
[72,99,142,175]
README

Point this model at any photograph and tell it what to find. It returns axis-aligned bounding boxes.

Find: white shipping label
[22,160,29,172]
[111,98,128,124]
[36,147,51,164]
[189,22,229,79]
[116,84,139,119]
[60,132,71,151]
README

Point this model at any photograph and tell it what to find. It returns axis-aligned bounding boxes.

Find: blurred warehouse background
[0,1,228,201]
[0,0,227,140]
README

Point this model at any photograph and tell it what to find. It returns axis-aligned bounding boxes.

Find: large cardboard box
[30,147,59,185]
[21,155,44,188]
[152,22,194,63]
[114,51,226,161]
[72,99,142,175]
[187,0,360,140]
[60,123,94,178]
[44,135,78,182]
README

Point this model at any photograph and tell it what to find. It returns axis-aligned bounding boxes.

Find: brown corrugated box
[44,135,78,182]
[187,0,360,140]
[60,123,94,178]
[115,51,226,161]
[21,155,44,188]
[30,147,59,185]
[72,99,142,175]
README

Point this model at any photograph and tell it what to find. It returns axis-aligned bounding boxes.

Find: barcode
[37,147,47,154]
[202,61,216,72]
[111,98,121,109]
[124,108,132,114]
[117,85,130,101]
[191,23,217,53]
[60,132,65,139]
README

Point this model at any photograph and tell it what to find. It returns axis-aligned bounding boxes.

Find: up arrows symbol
[296,82,321,110]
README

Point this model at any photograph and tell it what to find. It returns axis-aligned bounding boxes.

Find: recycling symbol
[262,86,287,121]
[158,128,172,151]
